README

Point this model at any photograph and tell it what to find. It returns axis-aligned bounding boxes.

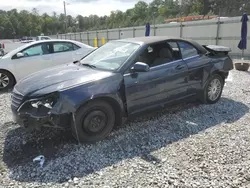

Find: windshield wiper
[81,63,97,69]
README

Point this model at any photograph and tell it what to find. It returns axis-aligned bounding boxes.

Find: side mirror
[16,52,24,58]
[130,62,150,73]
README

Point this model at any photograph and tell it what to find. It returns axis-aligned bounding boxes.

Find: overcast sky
[1,0,153,17]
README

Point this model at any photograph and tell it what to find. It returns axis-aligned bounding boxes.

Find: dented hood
[14,63,115,96]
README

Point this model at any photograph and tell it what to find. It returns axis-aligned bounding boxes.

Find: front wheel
[202,74,224,104]
[71,100,115,143]
[0,70,15,91]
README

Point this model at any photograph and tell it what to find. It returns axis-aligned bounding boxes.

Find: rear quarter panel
[202,55,233,87]
[208,55,233,74]
[184,54,233,93]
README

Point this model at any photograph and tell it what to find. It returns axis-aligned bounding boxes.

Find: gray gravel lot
[1,67,250,187]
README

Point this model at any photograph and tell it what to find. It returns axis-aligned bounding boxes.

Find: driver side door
[123,41,189,115]
[12,42,54,80]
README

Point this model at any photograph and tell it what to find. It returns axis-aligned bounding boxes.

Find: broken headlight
[15,92,61,117]
[29,92,59,110]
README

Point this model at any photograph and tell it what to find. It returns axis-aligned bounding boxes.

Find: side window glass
[167,41,181,60]
[137,46,154,65]
[21,43,50,57]
[168,41,178,48]
[149,42,175,67]
[41,37,50,40]
[178,41,198,59]
[137,43,176,68]
[53,42,74,53]
[73,44,81,50]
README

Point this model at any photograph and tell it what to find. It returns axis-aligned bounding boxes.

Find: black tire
[71,100,115,143]
[0,70,15,91]
[202,74,224,104]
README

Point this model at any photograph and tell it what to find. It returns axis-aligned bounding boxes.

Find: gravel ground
[1,64,250,187]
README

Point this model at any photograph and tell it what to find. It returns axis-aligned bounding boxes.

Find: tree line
[0,0,249,39]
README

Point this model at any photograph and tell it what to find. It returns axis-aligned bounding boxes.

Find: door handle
[175,65,185,70]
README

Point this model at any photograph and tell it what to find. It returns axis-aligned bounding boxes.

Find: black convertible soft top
[117,36,208,54]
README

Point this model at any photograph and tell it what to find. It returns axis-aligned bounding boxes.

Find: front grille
[11,89,24,110]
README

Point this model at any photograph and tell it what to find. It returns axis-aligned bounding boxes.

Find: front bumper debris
[11,96,71,130]
[11,89,72,130]
[11,108,71,130]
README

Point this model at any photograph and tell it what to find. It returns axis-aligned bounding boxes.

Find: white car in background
[0,39,95,90]
[36,35,51,41]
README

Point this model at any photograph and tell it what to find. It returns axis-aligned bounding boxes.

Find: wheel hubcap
[208,78,222,101]
[0,73,9,89]
[82,110,107,134]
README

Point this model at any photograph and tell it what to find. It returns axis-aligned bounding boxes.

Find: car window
[168,41,178,48]
[80,41,140,71]
[178,41,198,59]
[41,37,50,40]
[136,41,181,68]
[53,42,79,53]
[21,43,51,57]
[167,41,182,61]
[73,44,81,50]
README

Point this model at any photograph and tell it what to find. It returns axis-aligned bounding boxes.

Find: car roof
[29,39,79,44]
[24,39,93,49]
[2,39,92,58]
[117,36,182,44]
[117,36,207,54]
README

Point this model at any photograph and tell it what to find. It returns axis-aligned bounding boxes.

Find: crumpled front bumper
[11,106,71,130]
[11,91,72,130]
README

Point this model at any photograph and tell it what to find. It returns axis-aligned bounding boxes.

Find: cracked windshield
[0,0,249,187]
[80,41,140,70]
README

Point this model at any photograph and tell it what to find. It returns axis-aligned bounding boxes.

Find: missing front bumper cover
[12,110,71,130]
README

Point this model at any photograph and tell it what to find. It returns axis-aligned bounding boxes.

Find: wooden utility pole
[64,1,67,33]
[179,0,183,37]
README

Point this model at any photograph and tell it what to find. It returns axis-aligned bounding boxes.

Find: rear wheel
[0,70,15,91]
[202,74,224,104]
[71,100,115,143]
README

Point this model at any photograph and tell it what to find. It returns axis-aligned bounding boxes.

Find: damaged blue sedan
[11,36,234,143]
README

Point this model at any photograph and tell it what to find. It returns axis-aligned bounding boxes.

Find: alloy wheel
[0,73,9,89]
[207,78,222,101]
